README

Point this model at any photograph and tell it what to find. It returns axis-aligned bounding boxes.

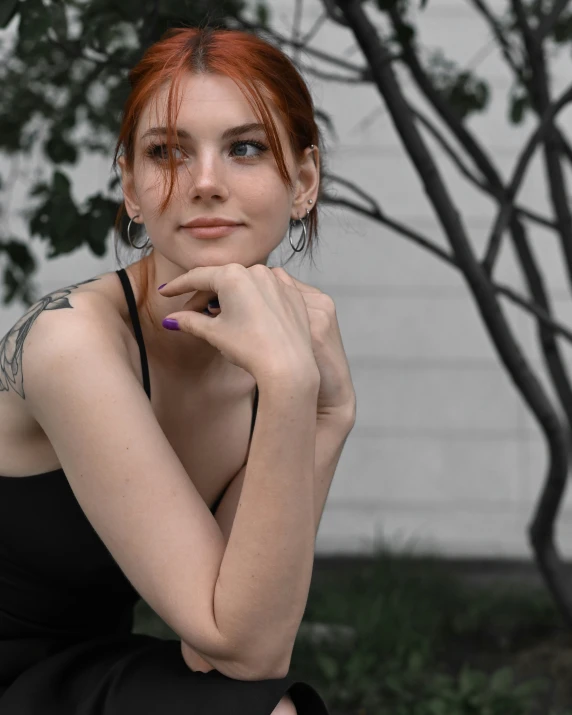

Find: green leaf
[509,92,529,125]
[489,666,513,693]
[17,0,51,54]
[0,0,19,29]
[2,239,37,273]
[316,652,339,681]
[459,666,487,696]
[53,170,72,197]
[51,1,69,42]
[395,21,415,45]
[44,133,78,165]
[255,1,270,28]
[553,12,572,43]
[84,193,119,256]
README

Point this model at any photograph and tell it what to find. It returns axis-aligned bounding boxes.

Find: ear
[291,145,319,220]
[117,155,141,219]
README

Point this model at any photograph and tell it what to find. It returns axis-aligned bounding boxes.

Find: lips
[181,224,241,239]
[182,218,242,228]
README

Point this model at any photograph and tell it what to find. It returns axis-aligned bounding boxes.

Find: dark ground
[312,555,572,714]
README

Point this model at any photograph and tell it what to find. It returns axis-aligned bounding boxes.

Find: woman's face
[120,72,317,272]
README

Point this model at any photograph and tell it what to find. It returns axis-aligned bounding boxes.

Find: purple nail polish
[158,283,167,290]
[162,318,180,330]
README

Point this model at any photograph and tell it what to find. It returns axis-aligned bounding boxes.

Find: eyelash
[145,139,268,162]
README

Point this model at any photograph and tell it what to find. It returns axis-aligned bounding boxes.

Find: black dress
[0,268,329,714]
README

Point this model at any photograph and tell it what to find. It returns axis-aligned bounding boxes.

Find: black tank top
[0,269,258,506]
[116,268,258,513]
[0,269,259,681]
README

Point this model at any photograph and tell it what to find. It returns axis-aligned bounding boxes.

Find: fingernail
[162,318,180,330]
[208,298,220,309]
[158,283,167,290]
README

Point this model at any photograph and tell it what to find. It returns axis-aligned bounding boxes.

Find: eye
[145,142,186,162]
[229,139,268,159]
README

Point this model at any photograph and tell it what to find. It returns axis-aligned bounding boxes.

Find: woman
[0,25,356,715]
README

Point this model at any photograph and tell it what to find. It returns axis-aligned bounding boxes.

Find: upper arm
[212,463,247,544]
[23,300,240,668]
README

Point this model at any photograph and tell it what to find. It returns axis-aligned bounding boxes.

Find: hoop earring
[289,208,310,253]
[127,215,150,250]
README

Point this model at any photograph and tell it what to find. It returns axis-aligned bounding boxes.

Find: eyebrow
[140,122,267,142]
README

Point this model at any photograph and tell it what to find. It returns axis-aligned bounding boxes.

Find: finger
[163,308,215,336]
[158,267,225,314]
[157,265,226,297]
[181,290,220,314]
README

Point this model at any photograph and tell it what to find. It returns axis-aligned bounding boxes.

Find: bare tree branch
[466,0,526,81]
[292,0,304,64]
[333,2,571,627]
[507,0,572,293]
[386,6,524,275]
[534,0,569,43]
[299,63,372,83]
[300,9,329,44]
[233,15,369,74]
[485,83,572,272]
[410,104,557,231]
[322,182,572,344]
[321,0,351,27]
[467,0,572,177]
[321,191,458,267]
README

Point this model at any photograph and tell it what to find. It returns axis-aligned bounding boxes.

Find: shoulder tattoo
[0,276,102,400]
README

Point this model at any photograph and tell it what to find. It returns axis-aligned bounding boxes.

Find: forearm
[213,372,320,676]
[183,407,355,676]
[311,413,355,536]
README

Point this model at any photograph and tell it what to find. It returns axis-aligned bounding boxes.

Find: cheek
[241,176,290,210]
[139,172,183,207]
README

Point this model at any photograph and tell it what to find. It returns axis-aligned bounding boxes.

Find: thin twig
[484,84,572,271]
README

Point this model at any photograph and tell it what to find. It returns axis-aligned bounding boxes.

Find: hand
[158,263,320,385]
[267,268,356,421]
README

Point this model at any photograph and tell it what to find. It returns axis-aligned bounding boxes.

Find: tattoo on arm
[0,277,101,400]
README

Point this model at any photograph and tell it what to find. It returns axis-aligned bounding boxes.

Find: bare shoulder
[0,270,128,402]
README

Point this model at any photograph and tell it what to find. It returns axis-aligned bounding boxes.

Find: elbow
[244,646,293,681]
[214,658,290,682]
[219,640,292,681]
[181,645,290,681]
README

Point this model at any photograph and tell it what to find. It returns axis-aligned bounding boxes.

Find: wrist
[256,363,320,393]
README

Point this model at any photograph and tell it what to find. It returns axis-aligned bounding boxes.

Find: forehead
[138,72,282,138]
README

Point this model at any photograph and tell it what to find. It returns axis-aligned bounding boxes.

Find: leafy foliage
[426,51,490,120]
[283,551,567,715]
[1,0,571,312]
[0,0,248,306]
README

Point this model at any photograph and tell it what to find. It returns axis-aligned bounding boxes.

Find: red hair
[112,26,324,331]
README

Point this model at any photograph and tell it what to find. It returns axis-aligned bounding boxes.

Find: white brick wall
[1,0,570,558]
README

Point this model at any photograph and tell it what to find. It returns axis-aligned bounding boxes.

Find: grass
[132,542,572,714]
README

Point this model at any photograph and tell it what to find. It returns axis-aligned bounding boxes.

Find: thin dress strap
[249,384,259,440]
[115,269,151,401]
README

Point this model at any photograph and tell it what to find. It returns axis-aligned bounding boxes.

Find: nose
[187,151,229,202]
